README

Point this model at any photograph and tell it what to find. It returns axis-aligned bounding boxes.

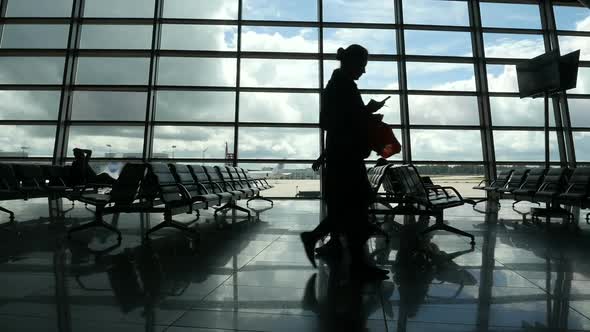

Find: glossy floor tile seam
[166,234,288,329]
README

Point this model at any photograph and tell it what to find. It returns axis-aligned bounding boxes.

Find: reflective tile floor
[2,198,590,331]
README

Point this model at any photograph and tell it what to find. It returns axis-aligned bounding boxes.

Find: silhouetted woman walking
[303,44,388,280]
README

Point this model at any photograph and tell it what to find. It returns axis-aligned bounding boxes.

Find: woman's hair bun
[336,47,345,61]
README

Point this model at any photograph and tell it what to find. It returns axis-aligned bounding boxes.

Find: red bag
[368,117,401,158]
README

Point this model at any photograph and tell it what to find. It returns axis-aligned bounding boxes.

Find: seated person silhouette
[69,148,116,186]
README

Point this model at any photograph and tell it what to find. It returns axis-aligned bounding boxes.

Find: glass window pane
[238,162,320,198]
[156,91,235,122]
[554,5,590,32]
[0,125,56,157]
[84,0,155,18]
[324,28,396,55]
[361,94,400,125]
[242,27,318,53]
[68,126,145,158]
[76,57,150,85]
[494,131,559,162]
[0,91,60,120]
[71,92,147,121]
[480,3,541,29]
[0,57,64,84]
[411,130,482,161]
[487,64,519,93]
[1,25,69,49]
[243,0,317,21]
[405,30,472,57]
[568,99,590,128]
[240,92,319,123]
[407,62,475,91]
[153,126,234,159]
[484,34,545,59]
[324,0,395,24]
[403,0,469,26]
[575,133,590,161]
[161,25,237,51]
[163,0,238,20]
[241,59,318,88]
[6,0,72,17]
[409,95,478,125]
[491,97,554,127]
[559,36,590,61]
[158,57,236,87]
[415,164,485,198]
[324,60,398,90]
[239,127,319,160]
[80,25,153,49]
[570,67,590,94]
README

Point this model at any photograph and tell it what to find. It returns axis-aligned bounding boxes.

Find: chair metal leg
[0,206,14,221]
[247,194,274,207]
[421,221,475,246]
[67,214,122,241]
[146,219,198,238]
[215,201,252,218]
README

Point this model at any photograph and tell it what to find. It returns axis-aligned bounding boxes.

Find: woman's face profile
[350,60,367,80]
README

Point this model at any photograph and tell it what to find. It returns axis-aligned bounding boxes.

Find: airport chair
[188,165,238,216]
[226,166,259,197]
[471,168,514,207]
[529,167,570,225]
[168,164,221,210]
[203,166,251,218]
[237,167,274,206]
[512,168,547,207]
[555,167,590,223]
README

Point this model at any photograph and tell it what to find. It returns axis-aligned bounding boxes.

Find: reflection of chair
[67,163,147,241]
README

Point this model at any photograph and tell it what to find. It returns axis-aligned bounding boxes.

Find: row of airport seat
[473,167,590,224]
[0,162,274,243]
[367,163,475,246]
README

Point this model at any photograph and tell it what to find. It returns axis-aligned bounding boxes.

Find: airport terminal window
[84,0,156,18]
[71,92,148,121]
[362,94,401,125]
[490,97,553,128]
[241,59,319,88]
[76,57,151,85]
[324,60,399,90]
[158,57,236,87]
[67,126,145,158]
[405,30,472,57]
[410,129,482,162]
[0,91,60,121]
[574,133,590,161]
[239,92,319,124]
[323,0,395,24]
[0,25,70,49]
[406,62,475,91]
[161,25,238,51]
[494,131,560,162]
[0,125,56,158]
[241,27,319,53]
[568,99,590,128]
[0,57,65,85]
[243,0,317,21]
[323,29,397,55]
[79,25,153,50]
[156,91,236,122]
[486,64,519,93]
[408,95,479,126]
[163,0,238,20]
[153,126,235,159]
[479,2,542,29]
[559,36,590,61]
[238,127,319,160]
[403,0,469,26]
[3,0,590,198]
[553,5,590,31]
[5,0,73,17]
[483,33,545,59]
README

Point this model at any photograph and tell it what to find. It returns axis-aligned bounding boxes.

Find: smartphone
[381,96,391,103]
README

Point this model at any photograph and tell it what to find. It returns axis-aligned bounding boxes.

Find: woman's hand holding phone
[367,96,391,113]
